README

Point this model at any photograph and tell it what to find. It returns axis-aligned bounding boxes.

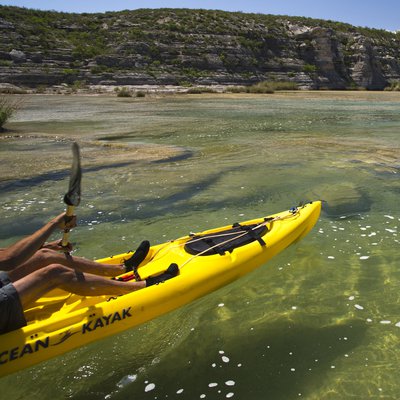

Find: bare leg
[8,248,125,282]
[13,264,146,309]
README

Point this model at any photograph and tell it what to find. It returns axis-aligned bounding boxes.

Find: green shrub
[250,80,298,93]
[72,80,86,90]
[225,80,298,94]
[269,81,299,90]
[90,65,105,74]
[248,83,275,94]
[62,68,76,75]
[384,81,400,91]
[116,87,132,97]
[303,64,317,73]
[0,96,22,131]
[186,87,217,94]
[35,85,47,94]
[178,80,192,87]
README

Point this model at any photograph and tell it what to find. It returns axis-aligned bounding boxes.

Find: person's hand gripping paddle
[61,142,82,250]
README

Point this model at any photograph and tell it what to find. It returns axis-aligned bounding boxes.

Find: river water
[0,92,399,399]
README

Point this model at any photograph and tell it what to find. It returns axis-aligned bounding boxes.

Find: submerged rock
[317,183,372,218]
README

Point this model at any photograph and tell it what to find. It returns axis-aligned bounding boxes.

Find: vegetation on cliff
[0,6,399,90]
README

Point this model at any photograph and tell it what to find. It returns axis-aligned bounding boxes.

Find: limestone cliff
[0,6,399,90]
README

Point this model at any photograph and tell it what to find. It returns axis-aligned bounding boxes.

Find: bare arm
[0,213,75,271]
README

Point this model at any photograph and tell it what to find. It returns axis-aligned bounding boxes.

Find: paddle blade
[63,142,82,207]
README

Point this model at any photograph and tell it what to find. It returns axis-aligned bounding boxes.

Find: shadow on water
[69,318,367,400]
[152,149,194,164]
[0,150,193,192]
[0,165,246,240]
[0,164,127,192]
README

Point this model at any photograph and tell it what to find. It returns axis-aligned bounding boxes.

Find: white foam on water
[116,374,137,388]
[144,383,155,392]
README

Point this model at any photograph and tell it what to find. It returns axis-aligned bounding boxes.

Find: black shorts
[0,271,27,334]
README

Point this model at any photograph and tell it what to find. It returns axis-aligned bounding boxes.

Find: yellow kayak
[0,201,321,378]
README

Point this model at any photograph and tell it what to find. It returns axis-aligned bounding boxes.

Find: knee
[42,264,74,284]
[36,248,59,264]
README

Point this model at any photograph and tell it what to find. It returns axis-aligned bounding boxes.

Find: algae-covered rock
[315,183,372,218]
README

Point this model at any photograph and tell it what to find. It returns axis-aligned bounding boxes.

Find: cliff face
[0,7,399,90]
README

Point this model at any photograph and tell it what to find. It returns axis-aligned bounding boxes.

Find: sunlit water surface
[0,92,400,399]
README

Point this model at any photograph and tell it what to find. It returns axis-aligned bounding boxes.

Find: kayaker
[0,212,178,334]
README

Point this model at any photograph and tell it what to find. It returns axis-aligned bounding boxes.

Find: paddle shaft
[61,142,82,249]
[61,205,75,247]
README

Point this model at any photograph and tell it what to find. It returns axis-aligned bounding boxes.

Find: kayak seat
[184,223,268,256]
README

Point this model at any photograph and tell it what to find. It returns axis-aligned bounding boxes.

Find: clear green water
[0,92,400,399]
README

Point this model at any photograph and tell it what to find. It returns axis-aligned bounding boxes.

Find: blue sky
[1,0,399,31]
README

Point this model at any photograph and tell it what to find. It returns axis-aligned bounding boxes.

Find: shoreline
[1,82,400,99]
